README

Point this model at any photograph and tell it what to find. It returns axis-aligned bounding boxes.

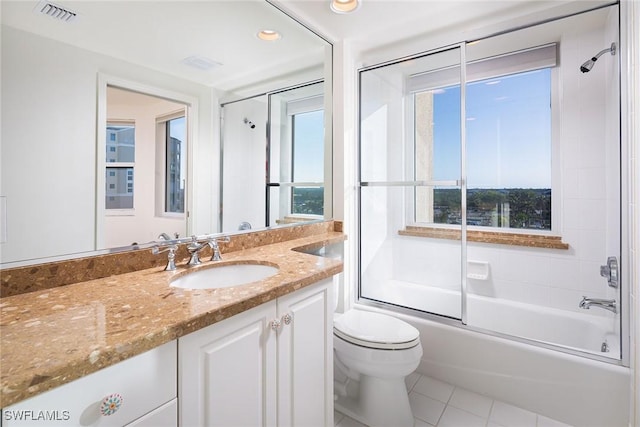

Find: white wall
[221,97,268,233]
[0,26,216,263]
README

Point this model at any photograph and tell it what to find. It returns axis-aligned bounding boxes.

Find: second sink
[170,263,279,290]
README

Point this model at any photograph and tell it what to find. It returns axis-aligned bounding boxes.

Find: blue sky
[432,69,551,188]
[293,110,325,182]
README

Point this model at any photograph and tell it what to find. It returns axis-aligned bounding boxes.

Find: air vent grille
[181,55,222,71]
[35,1,77,22]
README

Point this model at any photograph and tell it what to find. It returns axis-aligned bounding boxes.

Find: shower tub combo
[358,280,629,427]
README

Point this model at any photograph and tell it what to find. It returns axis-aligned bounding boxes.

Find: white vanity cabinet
[1,341,177,427]
[179,278,333,427]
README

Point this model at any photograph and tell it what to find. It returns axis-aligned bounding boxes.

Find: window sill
[275,216,323,225]
[398,226,569,250]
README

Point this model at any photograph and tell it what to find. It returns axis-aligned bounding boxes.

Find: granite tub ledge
[0,231,345,408]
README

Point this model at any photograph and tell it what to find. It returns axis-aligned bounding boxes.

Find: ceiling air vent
[35,1,78,23]
[181,55,222,71]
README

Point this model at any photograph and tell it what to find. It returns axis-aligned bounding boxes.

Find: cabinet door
[276,279,333,426]
[178,301,277,427]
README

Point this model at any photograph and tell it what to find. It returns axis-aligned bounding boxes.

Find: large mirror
[0,1,332,266]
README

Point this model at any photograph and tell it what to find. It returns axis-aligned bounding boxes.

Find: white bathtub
[368,279,619,357]
[358,281,630,426]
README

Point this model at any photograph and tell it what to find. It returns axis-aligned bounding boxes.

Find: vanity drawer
[2,341,177,427]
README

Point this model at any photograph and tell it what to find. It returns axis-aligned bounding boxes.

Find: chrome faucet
[187,236,211,266]
[157,232,172,241]
[579,296,617,313]
[151,244,178,271]
[210,236,231,261]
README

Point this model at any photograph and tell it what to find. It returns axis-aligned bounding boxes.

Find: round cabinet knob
[271,319,281,331]
[282,313,292,325]
[100,393,123,416]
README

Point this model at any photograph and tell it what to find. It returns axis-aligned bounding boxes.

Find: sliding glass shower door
[359,46,466,320]
[358,4,624,361]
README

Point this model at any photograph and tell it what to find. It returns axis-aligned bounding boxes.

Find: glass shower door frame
[357,43,469,323]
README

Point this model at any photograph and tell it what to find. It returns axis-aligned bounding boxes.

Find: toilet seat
[334,310,420,350]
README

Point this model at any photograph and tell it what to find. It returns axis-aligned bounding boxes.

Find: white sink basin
[171,263,279,290]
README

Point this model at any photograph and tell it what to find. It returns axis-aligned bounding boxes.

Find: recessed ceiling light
[257,30,281,41]
[330,0,361,14]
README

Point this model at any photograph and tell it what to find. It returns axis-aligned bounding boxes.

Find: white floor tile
[406,371,421,392]
[489,401,537,427]
[409,391,446,426]
[336,415,368,427]
[336,374,576,427]
[537,414,574,427]
[412,375,455,403]
[437,405,486,427]
[414,418,435,427]
[448,387,493,419]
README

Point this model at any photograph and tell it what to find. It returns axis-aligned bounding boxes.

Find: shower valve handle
[600,256,618,288]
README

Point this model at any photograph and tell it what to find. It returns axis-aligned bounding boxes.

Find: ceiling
[0,1,327,92]
[273,0,612,52]
[1,0,612,92]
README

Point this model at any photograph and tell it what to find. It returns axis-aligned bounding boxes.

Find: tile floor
[334,372,574,427]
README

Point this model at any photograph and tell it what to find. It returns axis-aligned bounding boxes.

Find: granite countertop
[0,231,345,408]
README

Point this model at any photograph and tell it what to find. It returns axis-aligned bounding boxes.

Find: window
[156,112,186,216]
[412,46,554,232]
[105,123,135,210]
[291,109,324,216]
[267,82,325,225]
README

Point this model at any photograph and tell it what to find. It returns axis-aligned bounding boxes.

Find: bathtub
[358,280,630,427]
[367,279,620,357]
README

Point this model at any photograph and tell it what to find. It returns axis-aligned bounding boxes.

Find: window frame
[155,109,187,219]
[286,95,325,219]
[105,120,135,215]
[406,43,561,237]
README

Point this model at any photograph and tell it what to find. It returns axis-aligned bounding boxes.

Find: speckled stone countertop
[0,228,345,408]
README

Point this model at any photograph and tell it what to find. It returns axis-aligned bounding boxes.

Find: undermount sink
[170,263,279,290]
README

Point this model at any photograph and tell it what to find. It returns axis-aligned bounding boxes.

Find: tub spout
[579,296,617,313]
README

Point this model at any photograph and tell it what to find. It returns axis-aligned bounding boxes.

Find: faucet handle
[151,244,178,271]
[187,236,205,266]
[209,236,230,261]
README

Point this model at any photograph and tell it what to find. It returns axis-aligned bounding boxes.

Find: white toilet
[333,309,423,427]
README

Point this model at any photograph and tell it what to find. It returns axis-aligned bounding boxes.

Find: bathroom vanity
[0,222,343,426]
[180,279,333,426]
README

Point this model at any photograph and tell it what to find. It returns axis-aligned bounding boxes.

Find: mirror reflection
[0,1,331,265]
[221,80,329,233]
[104,87,189,248]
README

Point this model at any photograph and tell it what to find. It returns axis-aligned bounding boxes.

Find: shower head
[580,42,616,73]
[243,118,255,129]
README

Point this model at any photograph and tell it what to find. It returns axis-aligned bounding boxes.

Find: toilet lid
[333,310,420,350]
